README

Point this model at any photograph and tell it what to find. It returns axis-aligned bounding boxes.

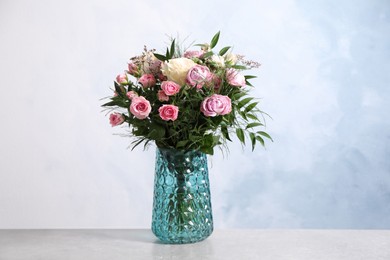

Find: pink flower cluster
[109,43,249,127]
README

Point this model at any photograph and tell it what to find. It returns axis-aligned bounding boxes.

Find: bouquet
[102,32,272,155]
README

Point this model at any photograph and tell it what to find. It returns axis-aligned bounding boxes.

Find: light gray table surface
[0,229,389,260]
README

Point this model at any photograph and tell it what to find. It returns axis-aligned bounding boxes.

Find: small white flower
[224,52,238,65]
[211,55,225,68]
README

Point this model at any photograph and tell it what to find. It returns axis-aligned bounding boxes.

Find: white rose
[161,58,196,86]
[224,52,238,65]
[211,55,225,67]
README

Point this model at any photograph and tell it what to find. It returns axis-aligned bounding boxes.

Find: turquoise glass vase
[151,147,213,244]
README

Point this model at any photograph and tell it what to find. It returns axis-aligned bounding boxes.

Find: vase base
[152,228,213,244]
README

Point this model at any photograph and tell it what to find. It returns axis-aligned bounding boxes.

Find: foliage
[102,32,272,155]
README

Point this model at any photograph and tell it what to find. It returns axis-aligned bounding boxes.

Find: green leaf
[114,82,126,97]
[244,102,259,113]
[244,75,257,80]
[219,46,231,56]
[210,31,220,49]
[231,65,247,70]
[211,115,223,126]
[246,113,261,121]
[233,92,247,100]
[201,146,214,155]
[194,43,207,48]
[213,135,221,145]
[246,122,263,129]
[131,138,145,151]
[203,134,214,146]
[143,139,152,150]
[102,97,128,108]
[257,131,273,141]
[101,100,117,107]
[148,124,166,140]
[239,110,248,120]
[237,97,253,109]
[170,39,175,58]
[153,53,167,61]
[176,140,189,148]
[256,135,265,146]
[221,125,232,141]
[165,48,169,59]
[236,128,245,144]
[249,132,256,151]
[245,80,254,87]
[202,51,214,59]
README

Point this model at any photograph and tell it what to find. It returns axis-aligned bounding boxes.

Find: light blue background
[0,0,389,228]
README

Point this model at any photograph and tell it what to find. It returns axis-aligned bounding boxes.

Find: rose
[116,73,128,84]
[186,65,212,88]
[138,74,156,88]
[161,81,181,96]
[210,55,225,67]
[127,62,138,75]
[161,58,196,86]
[130,96,151,119]
[158,104,179,121]
[157,90,169,102]
[184,50,204,59]
[200,94,232,117]
[126,90,138,100]
[109,112,125,127]
[142,51,161,74]
[226,68,246,87]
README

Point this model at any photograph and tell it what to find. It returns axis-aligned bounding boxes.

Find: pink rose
[116,73,128,84]
[138,74,156,88]
[157,90,169,102]
[184,50,204,59]
[186,65,212,88]
[130,96,151,119]
[109,112,125,127]
[226,69,246,87]
[126,90,138,100]
[127,62,138,75]
[161,81,181,96]
[158,104,179,121]
[200,94,232,117]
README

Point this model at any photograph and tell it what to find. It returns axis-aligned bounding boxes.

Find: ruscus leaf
[257,131,273,141]
[170,39,175,58]
[236,128,245,144]
[244,102,259,113]
[219,46,231,56]
[153,53,167,61]
[210,31,220,49]
[237,97,253,109]
[246,122,262,129]
[249,132,256,151]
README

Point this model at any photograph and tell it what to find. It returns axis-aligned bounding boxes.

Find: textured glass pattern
[151,148,213,244]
